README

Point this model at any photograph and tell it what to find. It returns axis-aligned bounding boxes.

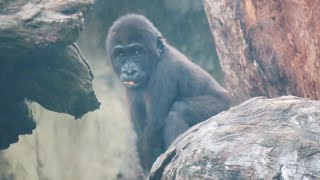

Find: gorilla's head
[106,14,165,89]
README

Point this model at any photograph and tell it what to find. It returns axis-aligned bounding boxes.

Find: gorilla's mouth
[123,81,140,88]
[120,72,146,88]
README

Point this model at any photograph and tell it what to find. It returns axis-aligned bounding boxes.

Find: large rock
[203,0,320,103]
[149,96,320,180]
[0,0,100,149]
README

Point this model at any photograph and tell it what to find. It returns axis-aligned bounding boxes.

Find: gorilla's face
[106,15,165,89]
[110,42,151,89]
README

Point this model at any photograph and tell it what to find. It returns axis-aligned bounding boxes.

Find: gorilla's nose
[122,69,138,78]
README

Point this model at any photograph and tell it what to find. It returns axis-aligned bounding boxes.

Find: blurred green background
[0,1,221,179]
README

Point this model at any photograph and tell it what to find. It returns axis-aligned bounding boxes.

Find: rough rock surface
[0,0,100,149]
[149,96,320,180]
[204,0,320,104]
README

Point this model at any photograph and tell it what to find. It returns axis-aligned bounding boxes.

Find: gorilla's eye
[131,44,145,55]
[112,47,125,58]
[135,47,143,54]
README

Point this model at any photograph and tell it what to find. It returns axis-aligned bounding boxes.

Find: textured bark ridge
[0,0,93,51]
[203,0,320,104]
[148,96,320,180]
[0,0,100,149]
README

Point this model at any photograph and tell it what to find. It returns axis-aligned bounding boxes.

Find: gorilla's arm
[163,95,230,148]
[177,95,230,126]
[163,57,230,145]
[127,90,146,139]
[140,70,178,170]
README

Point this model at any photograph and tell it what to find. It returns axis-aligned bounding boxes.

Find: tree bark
[204,0,320,104]
[0,0,93,51]
[149,96,320,180]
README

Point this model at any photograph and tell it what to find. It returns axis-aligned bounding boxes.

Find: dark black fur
[106,14,231,172]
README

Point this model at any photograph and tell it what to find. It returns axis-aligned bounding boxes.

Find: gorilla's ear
[156,36,165,53]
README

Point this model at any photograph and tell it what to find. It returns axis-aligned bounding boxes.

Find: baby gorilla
[106,14,231,173]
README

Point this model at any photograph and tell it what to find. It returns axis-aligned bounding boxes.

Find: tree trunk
[204,0,320,104]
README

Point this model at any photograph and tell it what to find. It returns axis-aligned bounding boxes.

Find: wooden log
[0,0,99,149]
[0,0,93,51]
[14,44,100,119]
[149,96,320,179]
